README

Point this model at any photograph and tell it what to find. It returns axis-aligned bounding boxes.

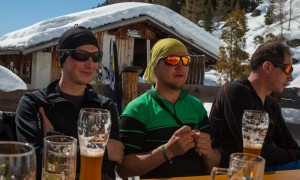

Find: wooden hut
[0,3,221,89]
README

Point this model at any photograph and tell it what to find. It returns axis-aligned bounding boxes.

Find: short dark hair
[250,41,293,70]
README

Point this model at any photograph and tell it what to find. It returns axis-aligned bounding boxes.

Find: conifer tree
[215,0,230,22]
[203,0,215,33]
[253,33,279,46]
[169,0,182,13]
[264,0,275,25]
[279,0,284,37]
[216,9,249,83]
[288,0,293,30]
[197,0,208,21]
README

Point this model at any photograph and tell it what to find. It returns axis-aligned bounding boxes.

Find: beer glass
[42,135,77,180]
[211,153,265,180]
[0,141,36,179]
[242,110,269,156]
[77,108,111,180]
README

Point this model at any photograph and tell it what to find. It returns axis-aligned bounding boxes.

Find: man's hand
[193,130,213,158]
[165,125,196,158]
[107,139,125,164]
[39,107,53,136]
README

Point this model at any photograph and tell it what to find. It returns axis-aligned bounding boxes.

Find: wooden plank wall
[0,54,33,84]
[116,37,134,70]
[186,55,205,85]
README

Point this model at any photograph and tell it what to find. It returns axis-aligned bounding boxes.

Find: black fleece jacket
[210,79,300,167]
[15,80,119,179]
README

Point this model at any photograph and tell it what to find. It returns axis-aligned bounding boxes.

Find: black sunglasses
[58,49,103,63]
[271,62,293,75]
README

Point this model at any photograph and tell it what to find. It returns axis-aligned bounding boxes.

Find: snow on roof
[0,2,222,58]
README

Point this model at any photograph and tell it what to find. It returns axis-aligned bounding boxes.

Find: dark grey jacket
[15,79,119,179]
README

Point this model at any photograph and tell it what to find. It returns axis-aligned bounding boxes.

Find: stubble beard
[164,79,185,91]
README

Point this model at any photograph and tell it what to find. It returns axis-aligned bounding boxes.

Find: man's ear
[262,61,271,73]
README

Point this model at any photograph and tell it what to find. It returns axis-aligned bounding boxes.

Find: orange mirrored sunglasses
[161,56,191,66]
[272,62,293,75]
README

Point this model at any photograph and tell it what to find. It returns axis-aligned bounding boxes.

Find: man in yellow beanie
[117,38,220,179]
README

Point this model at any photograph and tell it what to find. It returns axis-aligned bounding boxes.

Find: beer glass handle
[210,167,234,180]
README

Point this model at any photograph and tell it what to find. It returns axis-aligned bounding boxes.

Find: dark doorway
[133,38,147,76]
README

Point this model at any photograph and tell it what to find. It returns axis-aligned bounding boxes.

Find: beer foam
[80,148,104,157]
[244,143,262,149]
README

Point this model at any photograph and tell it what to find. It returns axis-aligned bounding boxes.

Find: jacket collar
[150,85,189,101]
[44,79,98,104]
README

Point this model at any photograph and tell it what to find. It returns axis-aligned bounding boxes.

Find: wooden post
[121,66,143,110]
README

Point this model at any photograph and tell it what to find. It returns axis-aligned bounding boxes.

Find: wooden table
[142,169,300,180]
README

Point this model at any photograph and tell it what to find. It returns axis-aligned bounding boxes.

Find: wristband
[161,144,172,164]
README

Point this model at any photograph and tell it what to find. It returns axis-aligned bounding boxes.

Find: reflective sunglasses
[161,55,191,66]
[272,62,293,75]
[58,49,103,63]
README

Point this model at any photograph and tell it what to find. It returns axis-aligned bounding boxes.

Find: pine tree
[253,35,265,46]
[197,0,208,21]
[288,0,293,30]
[170,0,182,13]
[238,0,256,12]
[216,9,249,83]
[229,0,238,11]
[203,0,215,33]
[265,33,279,42]
[264,0,275,25]
[253,33,279,46]
[279,0,284,37]
[215,0,230,22]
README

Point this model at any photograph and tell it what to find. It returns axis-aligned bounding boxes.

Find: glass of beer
[242,110,269,155]
[77,108,111,180]
[0,141,36,179]
[42,135,77,180]
[211,153,265,180]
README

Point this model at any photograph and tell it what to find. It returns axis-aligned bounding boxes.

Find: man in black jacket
[15,25,124,179]
[210,41,300,171]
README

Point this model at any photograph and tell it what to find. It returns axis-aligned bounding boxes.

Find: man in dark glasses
[210,41,300,171]
[117,38,220,179]
[15,25,124,180]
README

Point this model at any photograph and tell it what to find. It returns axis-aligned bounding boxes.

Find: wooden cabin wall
[116,37,134,70]
[186,55,205,85]
[95,32,104,50]
[110,23,157,72]
[0,54,32,84]
[49,45,60,82]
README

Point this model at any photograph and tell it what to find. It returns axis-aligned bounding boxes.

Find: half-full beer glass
[42,135,77,180]
[242,110,269,156]
[78,108,111,180]
[211,153,265,180]
[0,141,36,179]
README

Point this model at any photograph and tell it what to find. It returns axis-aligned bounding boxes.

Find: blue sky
[0,0,105,36]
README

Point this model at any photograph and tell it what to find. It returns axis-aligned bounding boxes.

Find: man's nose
[177,59,184,67]
[288,73,294,82]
